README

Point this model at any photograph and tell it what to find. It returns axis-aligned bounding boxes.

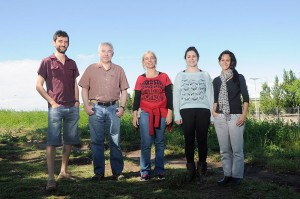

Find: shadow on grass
[1,139,300,198]
[1,153,300,199]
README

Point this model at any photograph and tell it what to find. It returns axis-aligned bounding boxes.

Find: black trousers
[180,108,211,163]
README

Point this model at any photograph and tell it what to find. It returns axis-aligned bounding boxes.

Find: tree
[271,76,282,107]
[126,92,133,111]
[289,78,300,107]
[281,70,297,108]
[259,69,299,115]
[260,82,275,114]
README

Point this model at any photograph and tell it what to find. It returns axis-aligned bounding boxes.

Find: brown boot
[186,162,196,182]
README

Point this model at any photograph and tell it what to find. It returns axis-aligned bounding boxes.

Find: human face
[185,51,198,67]
[219,54,231,73]
[98,44,113,63]
[143,53,156,69]
[53,36,69,54]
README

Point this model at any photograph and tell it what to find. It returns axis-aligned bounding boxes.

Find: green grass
[0,110,300,198]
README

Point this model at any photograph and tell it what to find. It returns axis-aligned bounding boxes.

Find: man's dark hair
[53,30,69,42]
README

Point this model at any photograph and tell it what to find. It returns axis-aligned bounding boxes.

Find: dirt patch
[123,149,300,193]
[27,143,300,193]
[245,164,300,193]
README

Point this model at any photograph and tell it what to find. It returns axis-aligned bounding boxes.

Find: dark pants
[180,108,211,163]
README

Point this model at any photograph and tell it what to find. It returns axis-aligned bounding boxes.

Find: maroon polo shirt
[37,54,79,107]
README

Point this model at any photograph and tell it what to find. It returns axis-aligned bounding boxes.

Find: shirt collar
[50,54,70,61]
[98,62,114,70]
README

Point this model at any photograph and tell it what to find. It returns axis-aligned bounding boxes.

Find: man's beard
[56,46,67,54]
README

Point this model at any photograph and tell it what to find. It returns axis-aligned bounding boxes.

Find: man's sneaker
[91,174,104,181]
[140,174,150,182]
[57,173,76,181]
[157,174,165,181]
[114,173,125,181]
[46,179,56,191]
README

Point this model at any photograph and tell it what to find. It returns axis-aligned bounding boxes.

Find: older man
[79,42,129,181]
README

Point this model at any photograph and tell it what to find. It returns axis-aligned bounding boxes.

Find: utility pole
[250,78,260,119]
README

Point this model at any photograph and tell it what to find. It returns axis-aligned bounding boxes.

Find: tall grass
[1,110,300,198]
[1,109,299,173]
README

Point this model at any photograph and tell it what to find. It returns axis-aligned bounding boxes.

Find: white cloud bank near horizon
[0,60,48,111]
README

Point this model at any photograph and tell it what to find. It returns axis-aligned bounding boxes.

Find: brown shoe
[46,179,56,191]
[57,173,76,181]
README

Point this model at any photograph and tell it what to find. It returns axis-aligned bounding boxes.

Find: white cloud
[77,54,96,61]
[0,60,47,111]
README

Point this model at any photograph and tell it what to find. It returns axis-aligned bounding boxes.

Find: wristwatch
[120,106,125,110]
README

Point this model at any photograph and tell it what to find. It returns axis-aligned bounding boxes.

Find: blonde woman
[132,51,173,181]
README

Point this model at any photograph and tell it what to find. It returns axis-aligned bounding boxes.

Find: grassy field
[0,109,299,199]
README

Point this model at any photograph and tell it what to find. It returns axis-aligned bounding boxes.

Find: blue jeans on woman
[89,103,124,176]
[138,111,166,176]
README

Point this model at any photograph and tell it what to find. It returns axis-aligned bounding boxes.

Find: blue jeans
[89,103,124,176]
[214,114,245,178]
[139,111,166,176]
[47,106,79,146]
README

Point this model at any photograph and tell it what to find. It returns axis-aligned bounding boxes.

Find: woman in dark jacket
[212,50,249,186]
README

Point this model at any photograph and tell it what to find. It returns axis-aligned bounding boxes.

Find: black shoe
[91,174,104,181]
[157,174,165,181]
[232,177,242,185]
[217,176,232,186]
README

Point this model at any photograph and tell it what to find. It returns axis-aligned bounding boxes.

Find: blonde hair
[142,51,157,69]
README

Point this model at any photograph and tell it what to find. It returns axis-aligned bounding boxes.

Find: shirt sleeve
[163,73,173,110]
[205,72,214,122]
[119,67,130,91]
[133,90,141,111]
[134,76,143,90]
[78,66,90,89]
[37,59,48,80]
[74,62,80,78]
[239,74,249,103]
[173,73,182,121]
[213,77,220,103]
[165,84,173,110]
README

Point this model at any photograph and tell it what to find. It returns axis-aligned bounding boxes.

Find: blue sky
[0,0,299,111]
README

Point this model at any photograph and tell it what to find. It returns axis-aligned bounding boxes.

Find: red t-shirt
[134,72,172,135]
[37,54,79,107]
[134,72,172,113]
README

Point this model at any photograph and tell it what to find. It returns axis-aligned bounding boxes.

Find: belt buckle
[100,101,114,106]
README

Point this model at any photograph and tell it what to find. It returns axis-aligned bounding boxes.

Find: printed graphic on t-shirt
[141,79,165,103]
[180,76,206,104]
